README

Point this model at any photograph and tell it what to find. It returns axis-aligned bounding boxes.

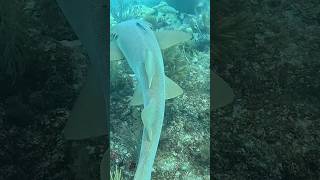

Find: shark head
[110,19,193,61]
[111,19,162,77]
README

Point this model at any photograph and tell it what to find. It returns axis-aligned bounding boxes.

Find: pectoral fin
[165,76,183,99]
[130,76,183,106]
[64,66,107,140]
[155,31,192,50]
[110,41,124,61]
[141,102,156,141]
[212,71,234,109]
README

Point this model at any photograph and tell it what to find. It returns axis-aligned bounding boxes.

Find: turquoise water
[110,0,210,179]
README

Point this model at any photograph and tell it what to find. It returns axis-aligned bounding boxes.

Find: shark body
[112,19,182,180]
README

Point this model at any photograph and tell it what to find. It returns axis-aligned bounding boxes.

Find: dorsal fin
[144,51,155,88]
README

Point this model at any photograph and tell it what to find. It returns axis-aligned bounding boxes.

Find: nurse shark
[56,0,234,179]
[111,19,187,179]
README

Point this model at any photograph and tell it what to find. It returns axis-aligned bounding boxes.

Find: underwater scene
[110,0,210,179]
[1,0,320,179]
